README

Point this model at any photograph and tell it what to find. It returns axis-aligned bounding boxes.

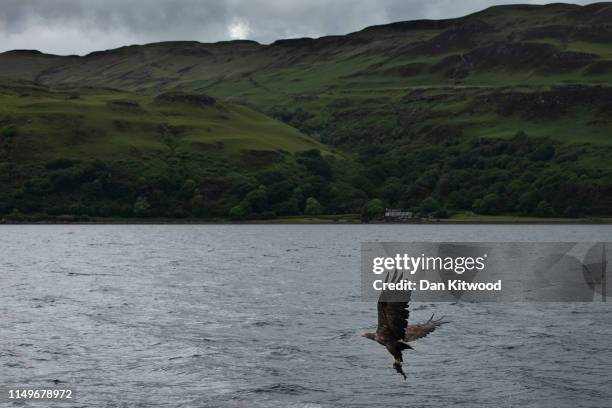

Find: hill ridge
[2,2,610,59]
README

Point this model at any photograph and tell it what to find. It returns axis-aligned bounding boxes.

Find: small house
[384,208,413,220]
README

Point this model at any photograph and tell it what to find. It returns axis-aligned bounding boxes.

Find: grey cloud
[0,0,598,55]
[1,0,229,36]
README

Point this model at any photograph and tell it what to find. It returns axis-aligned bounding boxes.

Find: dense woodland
[1,126,609,221]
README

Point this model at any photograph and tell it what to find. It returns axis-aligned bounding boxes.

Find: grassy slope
[0,82,330,162]
[0,4,610,151]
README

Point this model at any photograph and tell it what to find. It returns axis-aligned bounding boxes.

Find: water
[1,225,611,408]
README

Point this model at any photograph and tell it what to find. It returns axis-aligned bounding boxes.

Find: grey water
[1,225,611,408]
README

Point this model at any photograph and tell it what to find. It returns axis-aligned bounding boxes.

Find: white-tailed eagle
[363,270,448,379]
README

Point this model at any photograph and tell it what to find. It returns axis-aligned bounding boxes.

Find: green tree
[434,207,450,219]
[529,144,555,161]
[472,193,499,215]
[229,204,248,220]
[518,190,540,215]
[1,125,16,139]
[304,197,323,215]
[244,186,268,213]
[534,200,553,217]
[419,196,440,215]
[267,180,294,204]
[133,196,150,217]
[273,198,300,216]
[380,177,404,205]
[189,194,206,216]
[178,179,197,200]
[362,198,384,221]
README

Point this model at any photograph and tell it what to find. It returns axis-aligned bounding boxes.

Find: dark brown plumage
[363,270,448,379]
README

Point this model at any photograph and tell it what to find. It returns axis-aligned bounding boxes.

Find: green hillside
[0,3,611,221]
[0,81,339,220]
[0,82,329,160]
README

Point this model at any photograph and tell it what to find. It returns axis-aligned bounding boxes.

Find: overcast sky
[0,0,597,55]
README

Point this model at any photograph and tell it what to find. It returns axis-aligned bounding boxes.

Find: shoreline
[1,215,611,225]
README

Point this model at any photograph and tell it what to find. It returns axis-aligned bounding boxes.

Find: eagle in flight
[362,270,448,379]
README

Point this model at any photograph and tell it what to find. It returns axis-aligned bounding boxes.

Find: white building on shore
[384,208,413,220]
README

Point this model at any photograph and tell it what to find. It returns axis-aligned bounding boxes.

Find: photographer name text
[373,278,502,291]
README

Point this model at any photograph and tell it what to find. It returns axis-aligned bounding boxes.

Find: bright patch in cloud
[228,18,250,39]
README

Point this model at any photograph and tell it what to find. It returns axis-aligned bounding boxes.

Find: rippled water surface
[1,225,611,407]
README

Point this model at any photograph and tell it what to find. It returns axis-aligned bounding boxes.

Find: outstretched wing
[404,314,449,341]
[376,270,410,341]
